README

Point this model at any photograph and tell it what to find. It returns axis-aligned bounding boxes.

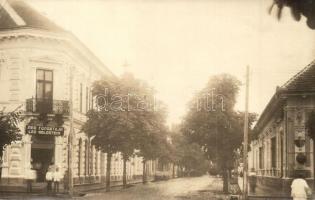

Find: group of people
[46,165,62,195]
[25,163,63,194]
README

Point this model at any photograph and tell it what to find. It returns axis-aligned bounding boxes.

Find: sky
[27,0,315,125]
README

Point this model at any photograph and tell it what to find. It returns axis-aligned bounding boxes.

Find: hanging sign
[26,125,64,136]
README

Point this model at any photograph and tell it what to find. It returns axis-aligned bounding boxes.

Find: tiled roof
[281,60,315,92]
[254,59,315,134]
[0,0,65,32]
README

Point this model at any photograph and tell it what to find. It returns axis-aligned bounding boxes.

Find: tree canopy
[270,0,315,29]
[0,108,22,159]
[82,73,170,187]
[181,74,256,193]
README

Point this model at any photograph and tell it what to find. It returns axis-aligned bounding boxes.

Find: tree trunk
[172,164,175,178]
[142,159,147,184]
[222,169,229,194]
[106,153,112,192]
[123,157,127,188]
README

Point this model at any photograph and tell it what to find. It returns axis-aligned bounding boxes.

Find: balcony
[26,98,69,115]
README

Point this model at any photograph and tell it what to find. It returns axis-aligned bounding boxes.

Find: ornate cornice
[0,28,114,77]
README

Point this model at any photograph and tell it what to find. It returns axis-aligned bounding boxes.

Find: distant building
[249,60,315,193]
[0,0,155,187]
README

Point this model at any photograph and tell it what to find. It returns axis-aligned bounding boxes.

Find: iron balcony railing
[26,98,69,115]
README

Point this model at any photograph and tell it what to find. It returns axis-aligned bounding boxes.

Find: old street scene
[1,0,315,200]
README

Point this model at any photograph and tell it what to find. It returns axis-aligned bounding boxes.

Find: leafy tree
[269,0,315,29]
[171,131,209,177]
[82,76,134,191]
[137,130,164,183]
[83,73,169,189]
[0,107,23,178]
[182,74,254,193]
[135,104,169,184]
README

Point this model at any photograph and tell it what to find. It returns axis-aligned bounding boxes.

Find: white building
[0,0,155,187]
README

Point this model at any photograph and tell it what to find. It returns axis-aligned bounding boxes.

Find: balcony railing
[26,98,69,115]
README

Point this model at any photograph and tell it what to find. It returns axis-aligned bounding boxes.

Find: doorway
[31,148,54,182]
[31,135,55,182]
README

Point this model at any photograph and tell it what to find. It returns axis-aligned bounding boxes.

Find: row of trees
[82,73,172,191]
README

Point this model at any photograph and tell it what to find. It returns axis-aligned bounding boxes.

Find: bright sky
[28,0,315,125]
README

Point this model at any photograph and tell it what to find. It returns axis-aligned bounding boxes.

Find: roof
[281,60,315,92]
[0,0,115,77]
[0,0,65,32]
[254,60,315,134]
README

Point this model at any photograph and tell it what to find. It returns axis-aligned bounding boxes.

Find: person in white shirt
[291,173,311,200]
[53,167,61,194]
[46,167,53,194]
[26,165,36,193]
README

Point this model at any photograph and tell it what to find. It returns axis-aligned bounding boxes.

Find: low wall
[252,176,314,195]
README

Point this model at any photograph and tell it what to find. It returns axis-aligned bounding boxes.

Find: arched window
[85,139,89,176]
[90,145,93,176]
[78,138,82,177]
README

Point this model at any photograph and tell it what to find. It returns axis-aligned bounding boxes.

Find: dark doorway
[31,135,55,182]
[31,148,54,182]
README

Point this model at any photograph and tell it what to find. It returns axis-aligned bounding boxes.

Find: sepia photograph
[0,0,315,199]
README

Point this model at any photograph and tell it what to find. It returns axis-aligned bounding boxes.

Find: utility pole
[68,66,74,196]
[243,66,249,200]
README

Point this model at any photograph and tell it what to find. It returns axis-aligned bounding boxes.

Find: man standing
[26,165,36,193]
[291,173,312,200]
[53,167,61,194]
[46,167,53,195]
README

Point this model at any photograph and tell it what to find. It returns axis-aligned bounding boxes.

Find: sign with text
[26,125,64,136]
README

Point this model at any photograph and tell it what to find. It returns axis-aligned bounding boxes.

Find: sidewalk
[0,178,152,198]
[237,177,315,199]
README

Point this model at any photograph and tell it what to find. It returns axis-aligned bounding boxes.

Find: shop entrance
[31,135,55,182]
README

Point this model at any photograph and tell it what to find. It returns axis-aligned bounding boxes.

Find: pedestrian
[46,167,53,195]
[26,165,36,193]
[53,166,61,194]
[63,169,69,191]
[291,173,312,200]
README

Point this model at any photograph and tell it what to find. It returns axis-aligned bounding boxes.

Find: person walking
[46,167,53,195]
[291,173,312,200]
[26,165,36,193]
[53,167,61,194]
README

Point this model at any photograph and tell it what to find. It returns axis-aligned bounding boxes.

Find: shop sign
[26,125,64,136]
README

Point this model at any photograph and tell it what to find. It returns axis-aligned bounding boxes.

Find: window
[86,87,89,113]
[259,147,264,169]
[80,83,83,112]
[78,139,82,176]
[90,146,93,175]
[271,137,277,168]
[85,139,89,176]
[36,69,53,113]
[36,69,53,99]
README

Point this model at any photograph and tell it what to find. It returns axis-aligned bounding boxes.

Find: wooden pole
[68,66,74,196]
[243,66,249,200]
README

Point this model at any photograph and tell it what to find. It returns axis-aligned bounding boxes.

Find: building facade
[249,60,315,193]
[0,0,156,187]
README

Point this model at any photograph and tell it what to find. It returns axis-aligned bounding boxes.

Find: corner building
[249,60,315,193]
[0,0,155,187]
